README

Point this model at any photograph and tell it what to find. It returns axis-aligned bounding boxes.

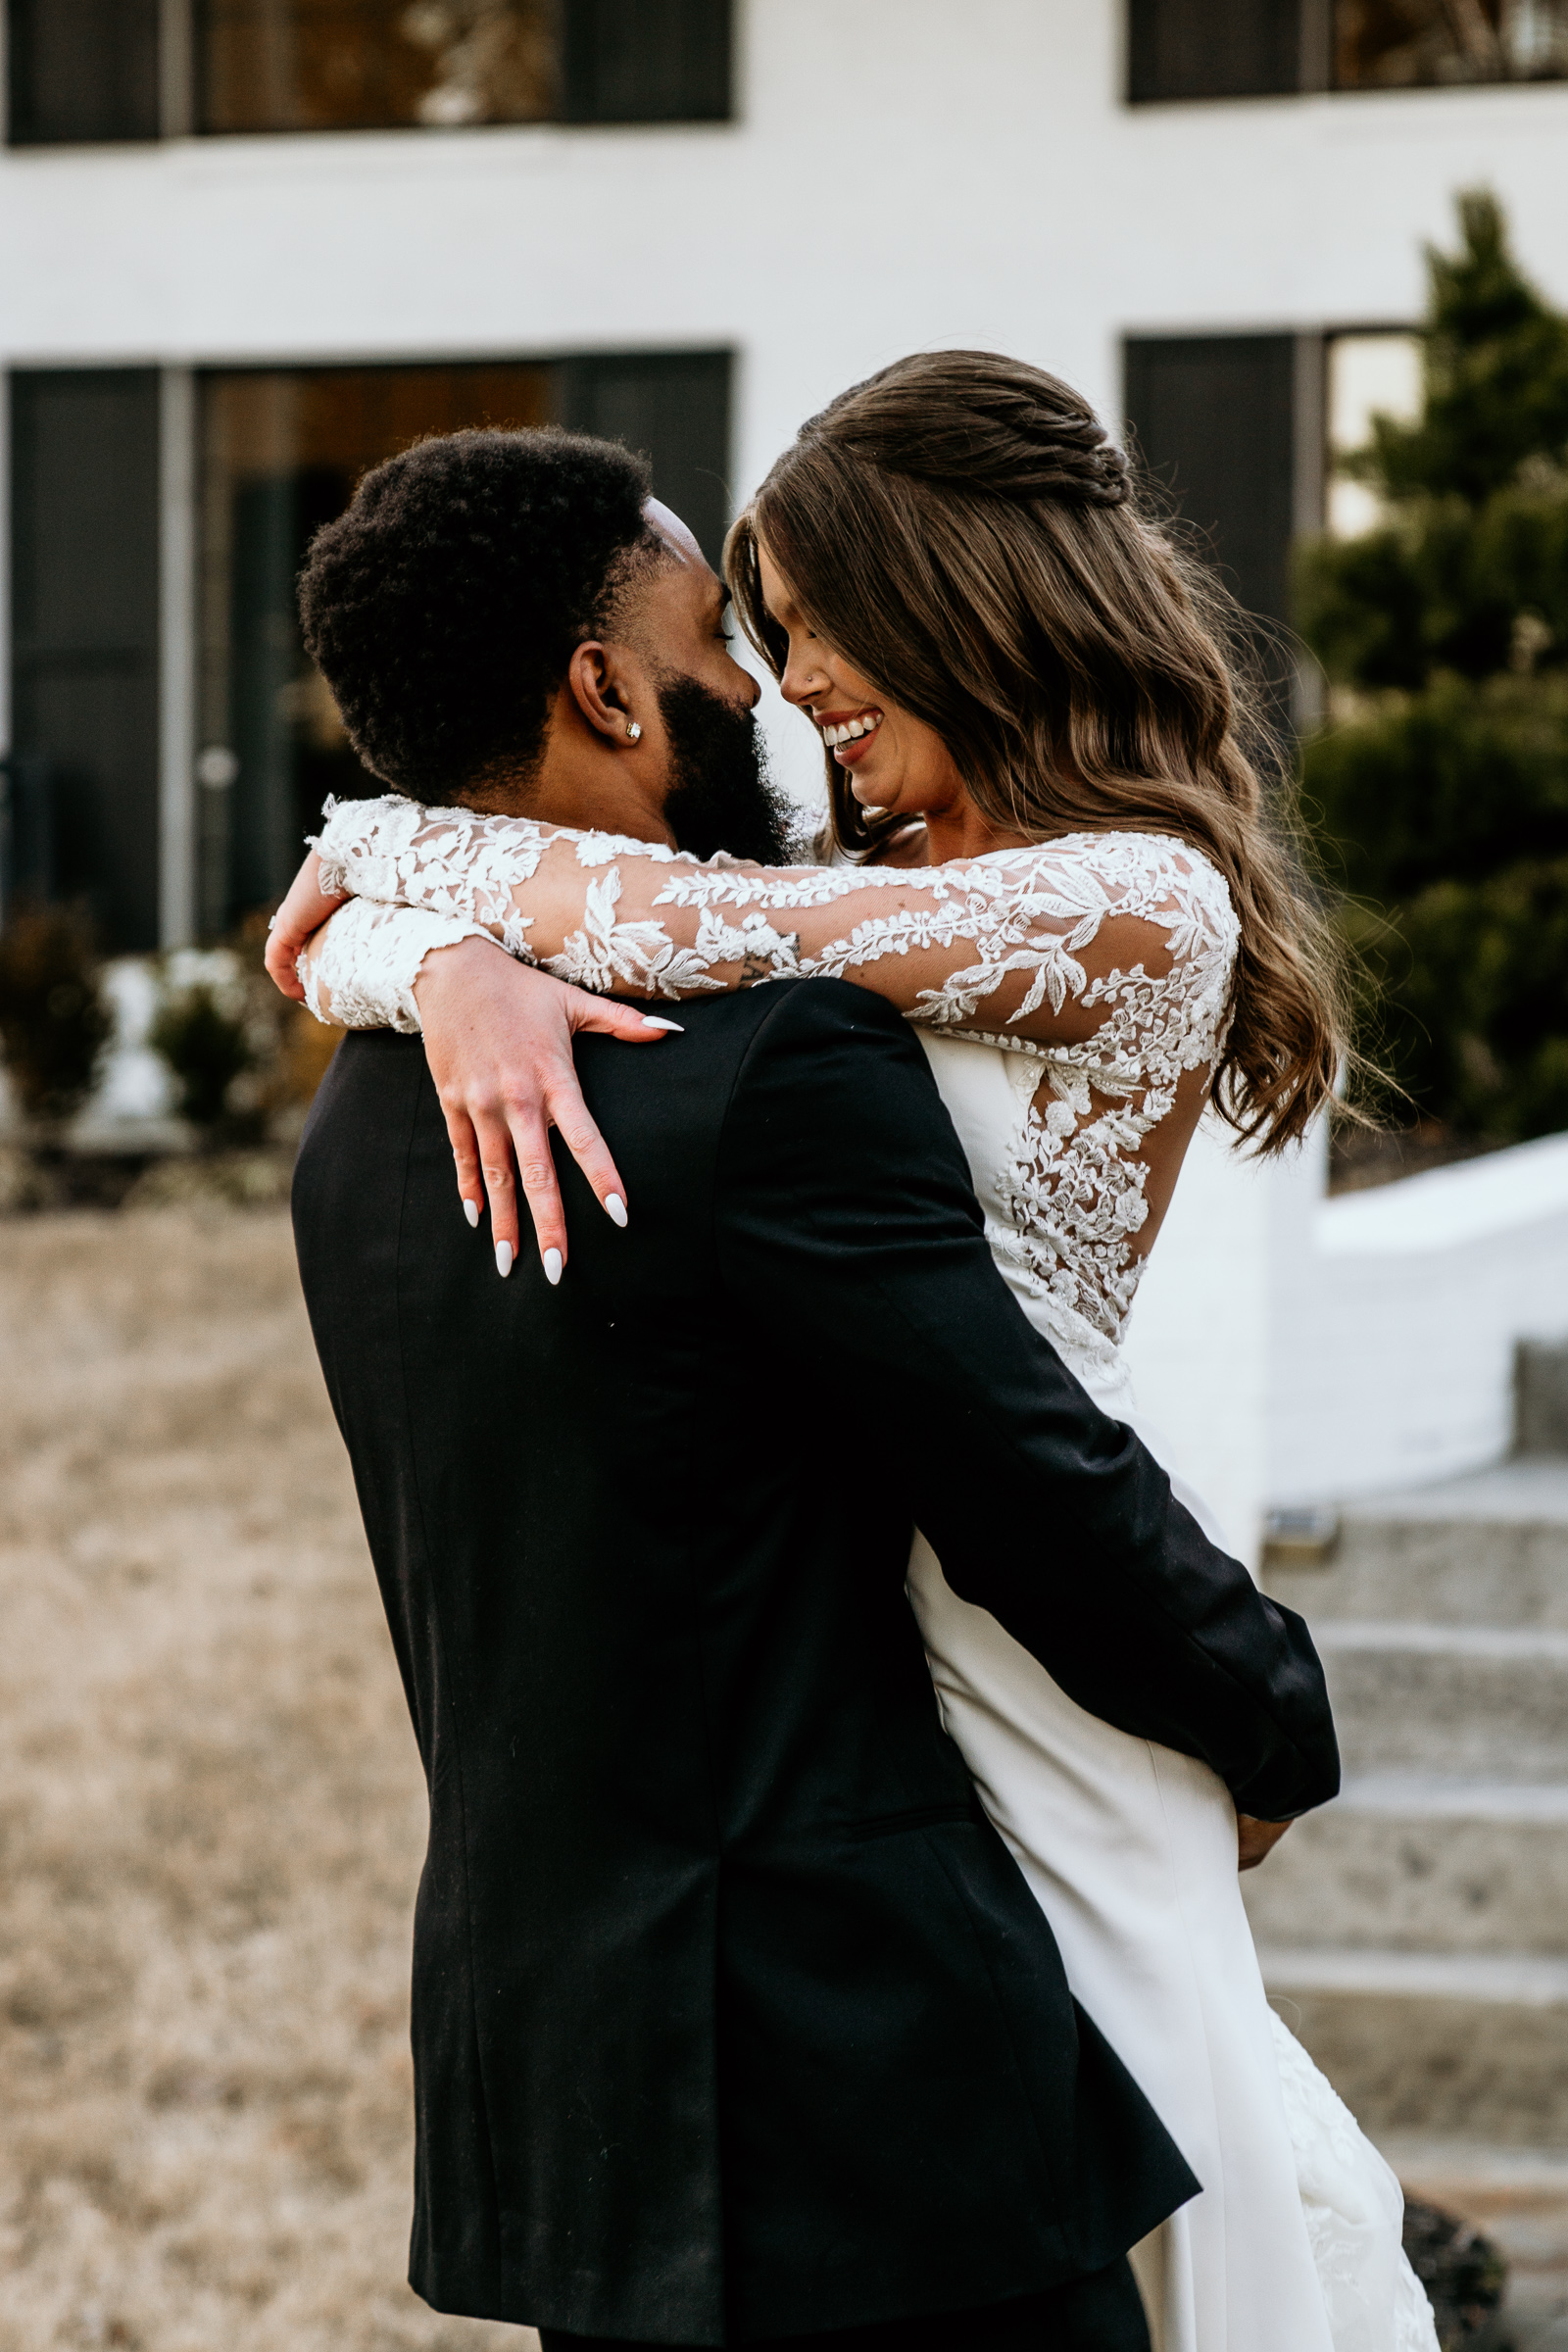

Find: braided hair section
[801,351,1132,510]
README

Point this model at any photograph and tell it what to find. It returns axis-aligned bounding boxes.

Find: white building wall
[6,1,1568,885]
[4,5,1568,453]
[4,0,1567,1521]
[1276,1139,1568,1504]
[1125,1121,1568,1565]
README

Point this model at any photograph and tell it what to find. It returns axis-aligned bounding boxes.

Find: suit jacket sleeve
[712,980,1339,1823]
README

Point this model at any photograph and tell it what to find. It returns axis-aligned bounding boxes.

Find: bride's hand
[1237,1814,1292,1871]
[413,937,680,1281]
[266,851,348,1000]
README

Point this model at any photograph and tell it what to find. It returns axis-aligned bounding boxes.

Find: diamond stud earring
[625,719,642,743]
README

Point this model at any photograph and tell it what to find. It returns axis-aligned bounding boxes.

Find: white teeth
[821,713,881,748]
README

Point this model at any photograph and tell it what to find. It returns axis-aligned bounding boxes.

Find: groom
[284,429,1338,2352]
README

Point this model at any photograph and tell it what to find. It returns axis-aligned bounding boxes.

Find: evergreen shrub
[1298,190,1568,1142]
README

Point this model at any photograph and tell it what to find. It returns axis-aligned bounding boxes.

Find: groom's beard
[658,674,799,867]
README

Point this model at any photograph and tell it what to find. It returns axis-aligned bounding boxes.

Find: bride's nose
[780,640,829,707]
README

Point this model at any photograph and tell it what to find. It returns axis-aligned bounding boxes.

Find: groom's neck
[526,756,676,847]
[454,686,676,848]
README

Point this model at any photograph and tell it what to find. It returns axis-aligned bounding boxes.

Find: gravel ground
[0,1208,530,2352]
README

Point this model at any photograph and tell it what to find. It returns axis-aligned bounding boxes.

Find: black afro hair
[298,425,657,804]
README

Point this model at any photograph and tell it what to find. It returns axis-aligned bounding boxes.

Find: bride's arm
[265,880,684,1282]
[267,792,1236,1276]
[286,791,1236,1052]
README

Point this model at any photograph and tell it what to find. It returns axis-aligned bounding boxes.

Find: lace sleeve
[311,793,1239,1062]
[299,897,495,1031]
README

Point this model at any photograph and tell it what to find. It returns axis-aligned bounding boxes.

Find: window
[1335,0,1568,87]
[199,0,559,133]
[8,372,163,952]
[195,352,732,930]
[6,352,730,943]
[1325,332,1422,536]
[1126,0,1566,99]
[4,0,734,144]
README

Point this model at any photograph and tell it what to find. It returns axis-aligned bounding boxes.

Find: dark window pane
[1334,0,1568,85]
[197,352,732,927]
[564,0,732,122]
[1123,333,1298,729]
[1127,0,1301,100]
[198,364,556,926]
[9,371,163,953]
[194,0,734,132]
[6,0,160,144]
[197,0,560,133]
[560,351,732,564]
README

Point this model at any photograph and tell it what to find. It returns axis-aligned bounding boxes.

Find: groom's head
[298,426,793,862]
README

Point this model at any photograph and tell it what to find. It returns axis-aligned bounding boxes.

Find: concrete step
[1314,1621,1568,1779]
[1262,1946,1568,2142]
[1266,1462,1568,1628]
[1258,1451,1568,2234]
[1242,1776,1568,1955]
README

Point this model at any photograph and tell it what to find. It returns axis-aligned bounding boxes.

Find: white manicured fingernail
[495,1241,514,1278]
[641,1016,684,1032]
[543,1248,563,1286]
[605,1193,627,1228]
[464,1198,480,1229]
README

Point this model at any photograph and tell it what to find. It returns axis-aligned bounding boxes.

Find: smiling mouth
[818,709,884,758]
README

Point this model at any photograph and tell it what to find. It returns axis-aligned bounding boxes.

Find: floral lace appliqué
[977,840,1237,1359]
[308,797,1240,1351]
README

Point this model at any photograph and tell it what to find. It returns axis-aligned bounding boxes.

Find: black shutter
[561,352,733,565]
[1127,0,1302,101]
[1123,333,1298,633]
[6,0,161,144]
[9,371,163,952]
[564,0,733,122]
[226,473,308,922]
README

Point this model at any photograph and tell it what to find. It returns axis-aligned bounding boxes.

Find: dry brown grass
[0,1209,532,2352]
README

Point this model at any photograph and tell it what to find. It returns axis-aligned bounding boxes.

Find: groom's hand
[1237,1814,1293,1871]
[414,936,679,1282]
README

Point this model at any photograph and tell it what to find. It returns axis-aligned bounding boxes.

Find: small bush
[149,925,342,1140]
[0,905,113,1123]
[1400,2198,1506,2348]
[150,978,255,1129]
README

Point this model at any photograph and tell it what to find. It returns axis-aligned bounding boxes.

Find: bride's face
[757,539,969,826]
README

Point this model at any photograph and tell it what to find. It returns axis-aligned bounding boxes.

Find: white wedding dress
[302,795,1440,2352]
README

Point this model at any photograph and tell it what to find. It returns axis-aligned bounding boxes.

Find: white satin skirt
[906,1350,1436,2352]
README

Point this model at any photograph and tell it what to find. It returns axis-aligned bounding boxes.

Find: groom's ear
[564,638,642,748]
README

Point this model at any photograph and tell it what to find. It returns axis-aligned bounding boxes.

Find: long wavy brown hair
[726,349,1349,1155]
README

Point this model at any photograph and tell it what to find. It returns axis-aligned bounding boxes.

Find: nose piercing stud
[625,719,642,743]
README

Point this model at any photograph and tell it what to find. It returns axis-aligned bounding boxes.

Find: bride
[267,351,1438,2352]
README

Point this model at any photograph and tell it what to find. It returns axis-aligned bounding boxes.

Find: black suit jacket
[292,980,1337,2347]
